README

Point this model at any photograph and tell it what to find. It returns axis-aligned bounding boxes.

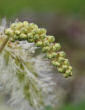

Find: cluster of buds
[5,21,72,77]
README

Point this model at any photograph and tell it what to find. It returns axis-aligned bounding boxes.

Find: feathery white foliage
[0,19,58,110]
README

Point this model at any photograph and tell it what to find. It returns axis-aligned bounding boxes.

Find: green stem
[0,36,9,53]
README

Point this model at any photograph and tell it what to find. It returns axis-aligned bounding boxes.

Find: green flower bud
[34,35,39,40]
[58,67,64,73]
[16,22,23,30]
[46,53,52,59]
[30,23,38,29]
[43,40,49,46]
[42,46,50,52]
[64,74,69,78]
[68,66,72,71]
[64,59,69,65]
[47,36,55,43]
[10,23,17,29]
[15,30,20,35]
[47,52,57,59]
[20,27,28,33]
[31,29,38,35]
[28,39,34,42]
[53,43,61,51]
[5,28,13,36]
[70,72,72,76]
[58,57,65,63]
[27,33,33,39]
[20,33,27,39]
[14,35,19,40]
[59,51,66,57]
[23,21,29,27]
[51,60,60,66]
[51,52,57,58]
[62,65,68,70]
[38,28,47,35]
[66,69,72,75]
[36,41,43,47]
[40,34,46,39]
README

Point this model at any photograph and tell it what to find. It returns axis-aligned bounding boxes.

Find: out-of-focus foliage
[44,106,53,110]
[0,0,85,18]
[60,101,85,110]
[44,101,85,110]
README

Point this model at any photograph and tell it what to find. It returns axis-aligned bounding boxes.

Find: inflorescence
[5,21,72,78]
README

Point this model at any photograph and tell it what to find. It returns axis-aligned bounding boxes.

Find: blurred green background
[0,0,85,17]
[0,0,85,110]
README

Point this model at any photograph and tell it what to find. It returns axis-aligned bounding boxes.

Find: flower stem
[0,36,9,53]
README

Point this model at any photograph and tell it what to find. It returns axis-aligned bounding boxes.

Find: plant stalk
[0,36,9,53]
